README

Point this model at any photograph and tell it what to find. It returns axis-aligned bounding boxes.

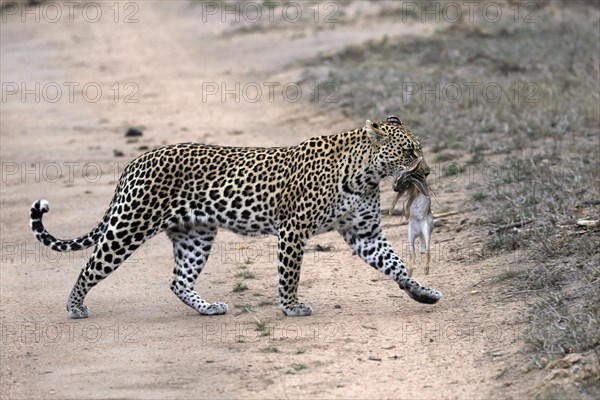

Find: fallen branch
[506,289,543,296]
[381,222,407,229]
[489,219,534,234]
[432,210,462,219]
[381,208,404,216]
[577,218,599,228]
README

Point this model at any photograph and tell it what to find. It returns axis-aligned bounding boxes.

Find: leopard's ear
[386,115,403,125]
[365,120,389,143]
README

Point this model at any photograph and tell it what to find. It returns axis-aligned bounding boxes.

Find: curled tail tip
[32,199,50,213]
[30,199,49,231]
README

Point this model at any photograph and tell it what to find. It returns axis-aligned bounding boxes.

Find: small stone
[125,127,143,137]
[113,149,124,157]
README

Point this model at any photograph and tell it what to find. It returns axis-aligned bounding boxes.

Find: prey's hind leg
[167,225,226,315]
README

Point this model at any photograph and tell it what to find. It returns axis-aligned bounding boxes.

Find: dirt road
[1,2,529,398]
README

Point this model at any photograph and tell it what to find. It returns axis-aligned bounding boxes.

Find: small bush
[233,282,249,293]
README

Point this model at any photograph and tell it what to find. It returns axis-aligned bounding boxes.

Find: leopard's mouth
[391,156,430,196]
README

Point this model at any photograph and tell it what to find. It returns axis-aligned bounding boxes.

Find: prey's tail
[29,199,109,252]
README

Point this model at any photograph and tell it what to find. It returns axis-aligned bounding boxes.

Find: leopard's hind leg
[67,225,158,318]
[166,225,227,315]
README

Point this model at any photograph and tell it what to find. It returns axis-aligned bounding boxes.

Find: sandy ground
[1,2,533,399]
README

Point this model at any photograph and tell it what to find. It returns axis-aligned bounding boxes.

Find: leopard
[29,115,442,319]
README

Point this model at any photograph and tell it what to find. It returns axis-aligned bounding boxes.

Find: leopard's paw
[280,302,313,317]
[68,304,89,319]
[198,302,228,315]
[399,280,442,305]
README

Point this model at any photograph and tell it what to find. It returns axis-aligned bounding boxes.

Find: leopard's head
[365,115,430,181]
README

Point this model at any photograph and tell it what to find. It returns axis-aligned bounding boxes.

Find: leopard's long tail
[29,199,111,252]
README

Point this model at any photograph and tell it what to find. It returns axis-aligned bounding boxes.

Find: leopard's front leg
[277,226,313,317]
[339,219,442,305]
